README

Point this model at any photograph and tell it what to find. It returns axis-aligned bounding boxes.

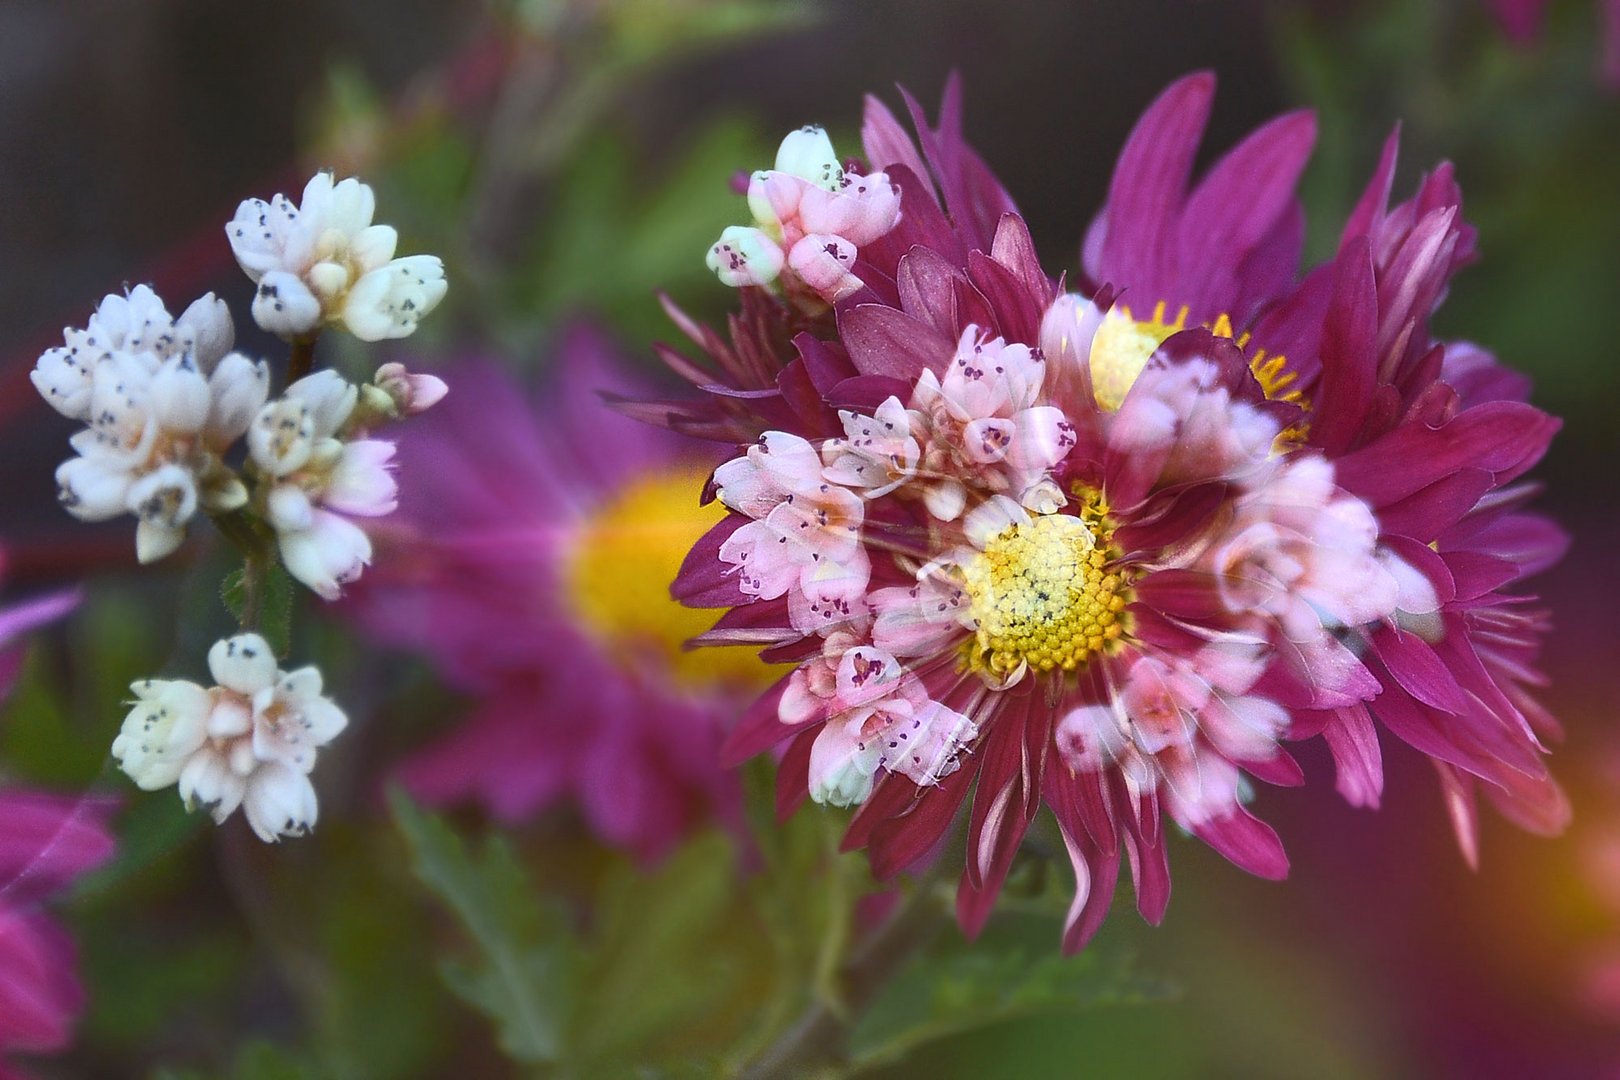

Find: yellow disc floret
[962,511,1130,678]
[1089,301,1188,411]
[566,467,780,691]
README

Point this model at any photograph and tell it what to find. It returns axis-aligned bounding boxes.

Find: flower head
[661,76,1568,951]
[227,171,447,341]
[110,633,348,842]
[31,286,265,563]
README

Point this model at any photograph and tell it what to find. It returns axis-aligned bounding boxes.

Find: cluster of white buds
[112,633,347,842]
[228,172,447,341]
[32,287,268,562]
[248,368,420,599]
[31,171,449,842]
[707,125,901,304]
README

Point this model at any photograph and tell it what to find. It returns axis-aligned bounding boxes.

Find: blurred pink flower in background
[0,557,78,701]
[1487,0,1620,86]
[346,328,778,862]
[0,792,116,1080]
[2,556,112,1079]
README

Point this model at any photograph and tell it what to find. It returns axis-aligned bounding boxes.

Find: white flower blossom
[249,373,398,599]
[707,125,901,303]
[113,633,348,842]
[227,171,447,341]
[34,287,264,563]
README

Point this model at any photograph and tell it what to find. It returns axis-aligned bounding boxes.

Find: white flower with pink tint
[227,171,447,341]
[707,125,902,303]
[249,371,399,599]
[791,640,977,806]
[371,362,448,417]
[113,633,347,843]
[894,325,1069,518]
[714,430,871,635]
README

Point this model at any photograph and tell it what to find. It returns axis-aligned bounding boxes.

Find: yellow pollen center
[1088,301,1186,411]
[1087,303,1307,428]
[961,512,1129,677]
[566,467,781,691]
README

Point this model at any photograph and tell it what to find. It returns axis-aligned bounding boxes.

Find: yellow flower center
[1088,302,1187,411]
[962,510,1129,678]
[566,467,780,691]
[1087,303,1307,422]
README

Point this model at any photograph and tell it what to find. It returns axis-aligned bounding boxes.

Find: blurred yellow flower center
[962,511,1128,677]
[567,468,778,691]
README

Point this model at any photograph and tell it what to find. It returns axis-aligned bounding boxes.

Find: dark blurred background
[4,0,1619,1075]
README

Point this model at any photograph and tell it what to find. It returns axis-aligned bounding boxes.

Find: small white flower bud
[199,472,249,514]
[279,510,372,600]
[208,633,278,696]
[707,226,785,288]
[267,482,314,533]
[179,750,246,823]
[286,370,358,438]
[243,763,319,842]
[252,271,322,339]
[149,356,212,434]
[348,224,398,273]
[775,125,843,189]
[112,678,211,791]
[342,255,448,341]
[56,455,133,521]
[306,260,351,300]
[175,293,235,372]
[373,363,448,416]
[249,399,316,477]
[32,347,94,420]
[205,353,271,446]
[135,519,186,564]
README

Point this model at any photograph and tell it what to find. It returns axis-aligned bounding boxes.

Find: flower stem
[286,335,318,384]
[737,871,951,1079]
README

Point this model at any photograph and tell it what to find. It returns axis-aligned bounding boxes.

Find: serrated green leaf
[391,790,574,1065]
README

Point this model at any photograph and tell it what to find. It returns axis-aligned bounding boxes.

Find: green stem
[737,869,952,1080]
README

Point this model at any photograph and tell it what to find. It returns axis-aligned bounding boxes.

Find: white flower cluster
[32,286,269,562]
[31,172,447,597]
[112,633,347,842]
[30,171,449,843]
[707,125,901,304]
[228,172,447,341]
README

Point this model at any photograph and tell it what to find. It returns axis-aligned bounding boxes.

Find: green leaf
[571,832,769,1069]
[390,790,574,1065]
[848,913,1169,1071]
[220,563,296,659]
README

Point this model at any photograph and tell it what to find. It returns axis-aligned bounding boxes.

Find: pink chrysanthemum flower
[1487,0,1620,87]
[345,329,777,862]
[658,76,1567,950]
